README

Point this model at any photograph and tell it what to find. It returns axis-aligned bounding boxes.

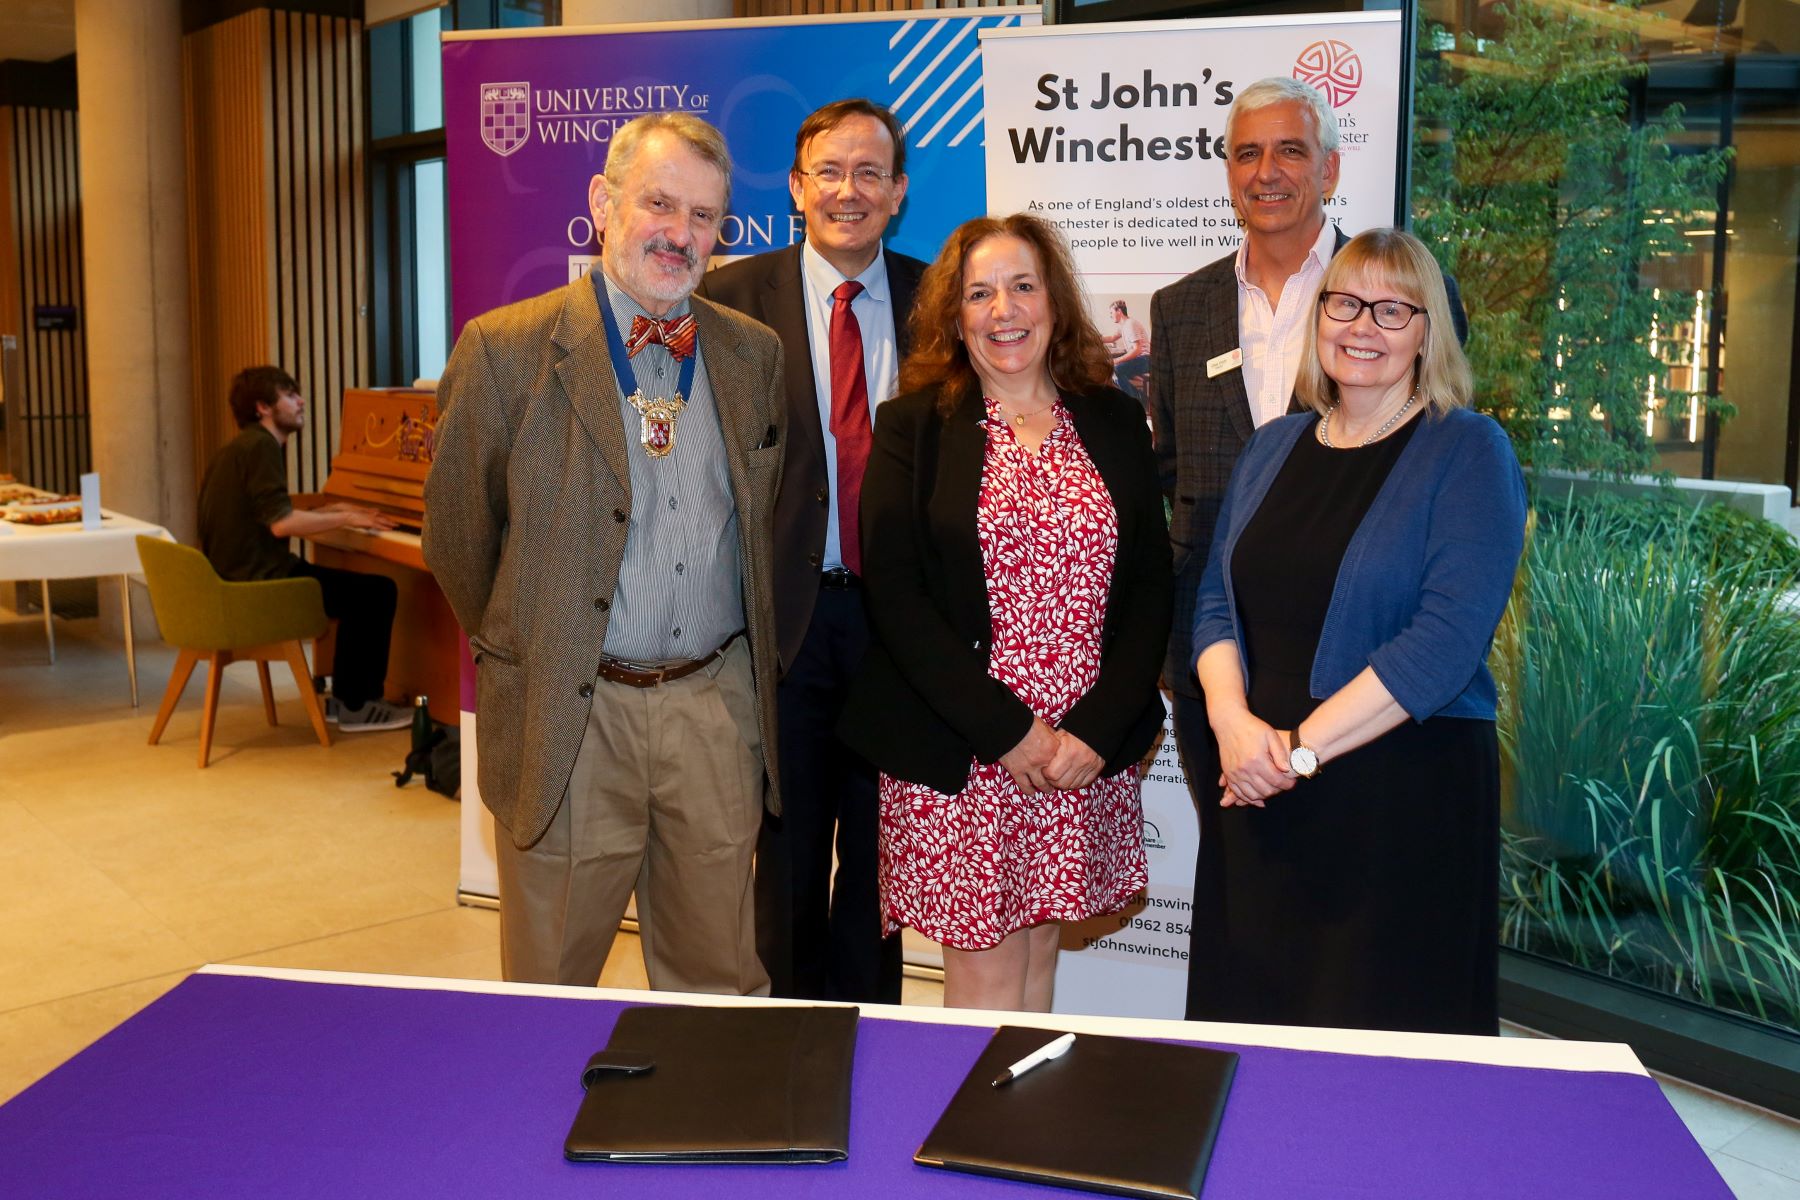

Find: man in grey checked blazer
[424,113,786,995]
[1152,79,1467,1020]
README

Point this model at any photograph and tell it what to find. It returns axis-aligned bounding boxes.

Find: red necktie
[627,313,697,361]
[829,281,872,576]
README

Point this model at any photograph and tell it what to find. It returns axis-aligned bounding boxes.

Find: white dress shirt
[800,240,901,573]
[1235,218,1338,428]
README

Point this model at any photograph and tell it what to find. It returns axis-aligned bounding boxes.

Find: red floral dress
[877,400,1148,951]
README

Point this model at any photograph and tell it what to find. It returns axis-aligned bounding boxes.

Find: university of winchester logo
[1293,40,1363,107]
[480,82,531,156]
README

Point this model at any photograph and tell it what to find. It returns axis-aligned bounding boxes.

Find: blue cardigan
[1192,406,1526,722]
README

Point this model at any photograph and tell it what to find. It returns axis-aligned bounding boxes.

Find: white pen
[991,1032,1075,1088]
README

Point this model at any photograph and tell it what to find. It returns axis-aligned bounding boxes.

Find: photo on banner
[979,12,1403,1018]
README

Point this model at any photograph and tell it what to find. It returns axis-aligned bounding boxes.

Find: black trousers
[290,560,397,711]
[755,585,902,1003]
[1171,687,1225,1022]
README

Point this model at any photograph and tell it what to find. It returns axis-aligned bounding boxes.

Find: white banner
[980,13,1405,1020]
[983,12,1403,302]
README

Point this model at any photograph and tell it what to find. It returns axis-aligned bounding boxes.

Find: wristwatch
[1287,728,1321,779]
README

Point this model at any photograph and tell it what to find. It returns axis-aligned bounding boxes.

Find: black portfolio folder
[915,1025,1238,1199]
[563,1004,859,1164]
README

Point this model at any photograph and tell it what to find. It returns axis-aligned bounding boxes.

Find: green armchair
[136,536,331,767]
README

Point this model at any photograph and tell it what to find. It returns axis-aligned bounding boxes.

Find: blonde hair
[1294,227,1471,417]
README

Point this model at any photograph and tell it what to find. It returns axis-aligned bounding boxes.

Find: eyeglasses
[1318,291,1427,330]
[796,165,895,189]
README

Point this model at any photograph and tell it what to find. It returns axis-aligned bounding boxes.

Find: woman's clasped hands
[999,716,1104,795]
[1212,706,1296,808]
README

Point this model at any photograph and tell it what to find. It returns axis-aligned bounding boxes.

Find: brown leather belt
[594,635,739,689]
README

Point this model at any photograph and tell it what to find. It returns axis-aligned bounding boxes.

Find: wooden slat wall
[0,110,19,349]
[183,6,366,499]
[184,11,274,489]
[3,105,88,493]
[270,8,366,496]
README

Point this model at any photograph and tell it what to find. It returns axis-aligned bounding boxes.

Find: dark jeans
[290,560,397,711]
[1113,354,1152,400]
[755,584,902,1003]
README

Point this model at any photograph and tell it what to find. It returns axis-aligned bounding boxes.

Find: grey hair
[1225,77,1340,157]
[603,112,733,205]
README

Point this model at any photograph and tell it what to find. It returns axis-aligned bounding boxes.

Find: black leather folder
[563,1004,859,1164]
[915,1025,1238,1199]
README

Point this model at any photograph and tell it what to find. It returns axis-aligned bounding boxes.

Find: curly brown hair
[898,213,1113,414]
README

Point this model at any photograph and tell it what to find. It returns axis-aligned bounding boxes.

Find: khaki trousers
[495,636,770,995]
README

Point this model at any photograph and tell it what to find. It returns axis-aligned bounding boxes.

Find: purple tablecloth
[0,973,1726,1198]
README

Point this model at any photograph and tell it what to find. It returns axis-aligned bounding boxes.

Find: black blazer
[839,385,1173,795]
[697,244,928,670]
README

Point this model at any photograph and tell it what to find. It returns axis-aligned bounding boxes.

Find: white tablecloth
[0,512,174,581]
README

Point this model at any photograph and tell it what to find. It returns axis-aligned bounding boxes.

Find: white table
[0,506,174,705]
[0,966,1733,1198]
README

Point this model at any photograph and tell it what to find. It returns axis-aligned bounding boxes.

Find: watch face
[1290,746,1319,776]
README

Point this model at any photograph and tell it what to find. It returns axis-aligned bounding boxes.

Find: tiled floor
[3,612,1799,1197]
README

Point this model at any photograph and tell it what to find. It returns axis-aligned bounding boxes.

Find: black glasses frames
[1318,291,1427,330]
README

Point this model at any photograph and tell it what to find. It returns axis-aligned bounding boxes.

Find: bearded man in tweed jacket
[424,113,786,995]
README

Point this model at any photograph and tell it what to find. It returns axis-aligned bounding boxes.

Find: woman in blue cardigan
[1188,228,1525,1034]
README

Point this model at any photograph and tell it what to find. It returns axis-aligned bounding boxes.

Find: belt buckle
[601,655,667,686]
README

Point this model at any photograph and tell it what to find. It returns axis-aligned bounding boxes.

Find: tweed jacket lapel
[690,294,763,483]
[551,274,631,496]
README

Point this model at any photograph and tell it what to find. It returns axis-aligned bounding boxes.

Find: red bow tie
[627,313,697,361]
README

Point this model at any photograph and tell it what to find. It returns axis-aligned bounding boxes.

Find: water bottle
[409,695,432,757]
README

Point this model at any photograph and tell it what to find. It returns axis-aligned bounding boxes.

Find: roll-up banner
[445,9,1038,903]
[979,13,1404,1018]
[443,9,1035,331]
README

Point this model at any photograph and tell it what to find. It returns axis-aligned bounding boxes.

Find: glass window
[408,7,445,134]
[414,158,449,381]
[1416,0,1800,1040]
[368,0,555,385]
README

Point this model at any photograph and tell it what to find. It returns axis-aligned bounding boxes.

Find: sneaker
[332,698,412,733]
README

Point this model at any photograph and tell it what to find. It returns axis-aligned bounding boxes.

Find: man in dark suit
[1151,78,1467,1019]
[698,99,925,1003]
[426,113,786,995]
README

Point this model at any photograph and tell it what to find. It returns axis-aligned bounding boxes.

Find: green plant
[1413,1,1733,479]
[1532,487,1800,581]
[1496,495,1800,1026]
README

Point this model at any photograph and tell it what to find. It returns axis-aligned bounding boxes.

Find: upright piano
[296,387,462,725]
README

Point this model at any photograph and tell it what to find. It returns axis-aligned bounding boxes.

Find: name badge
[1206,348,1243,379]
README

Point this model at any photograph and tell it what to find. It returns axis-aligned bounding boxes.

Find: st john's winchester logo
[480,83,531,156]
[1293,40,1362,106]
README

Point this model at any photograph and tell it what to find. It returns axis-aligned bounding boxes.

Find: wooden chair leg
[148,648,201,746]
[198,650,229,769]
[284,640,331,749]
[257,661,278,726]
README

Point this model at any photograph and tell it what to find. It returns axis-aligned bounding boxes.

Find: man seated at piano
[196,365,412,733]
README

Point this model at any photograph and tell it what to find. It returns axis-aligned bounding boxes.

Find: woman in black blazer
[840,213,1172,1011]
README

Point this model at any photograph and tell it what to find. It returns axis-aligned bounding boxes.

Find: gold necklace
[988,395,1058,426]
